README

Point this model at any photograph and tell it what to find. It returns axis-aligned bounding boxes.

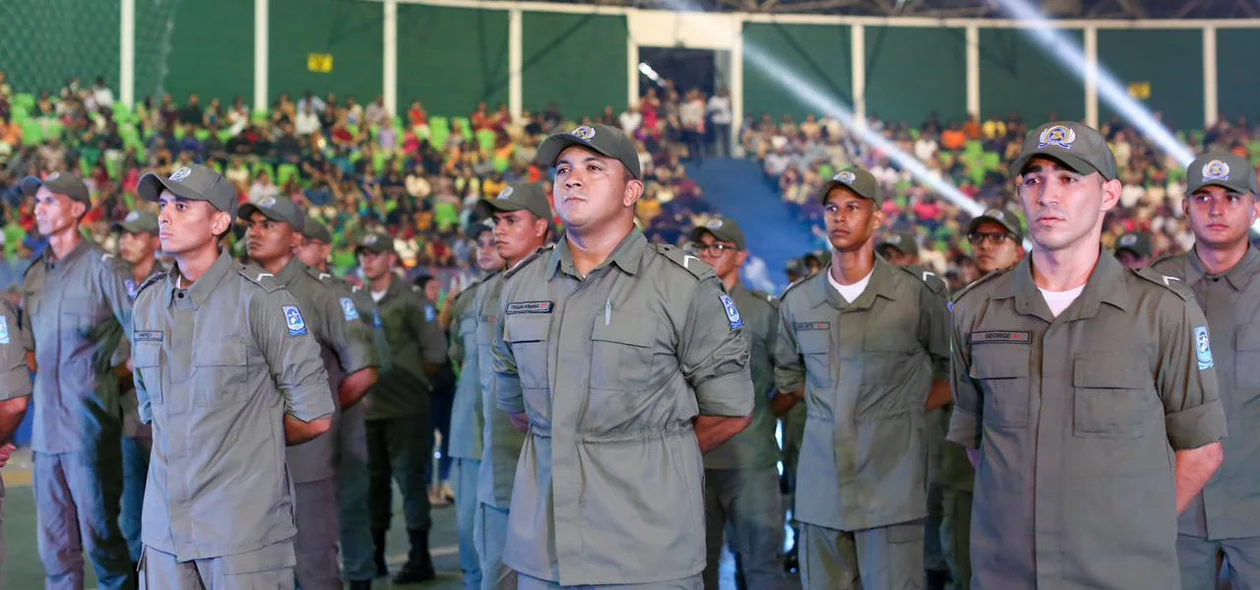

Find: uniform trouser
[34,449,134,590]
[121,435,152,563]
[138,540,296,590]
[702,467,795,590]
[293,478,340,590]
[799,520,925,590]
[336,403,374,582]
[455,458,483,589]
[924,483,947,574]
[476,502,516,590]
[940,489,972,590]
[1177,533,1260,590]
[366,416,432,532]
[517,572,704,589]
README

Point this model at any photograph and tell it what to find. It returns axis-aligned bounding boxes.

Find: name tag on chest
[506,301,554,315]
[134,331,163,342]
[969,331,1030,344]
[794,321,830,331]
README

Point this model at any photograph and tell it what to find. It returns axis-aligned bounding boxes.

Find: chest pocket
[62,296,96,339]
[133,340,164,404]
[1072,352,1149,439]
[970,344,1031,429]
[796,330,832,390]
[590,317,655,392]
[503,315,550,390]
[193,339,250,407]
[1235,329,1260,390]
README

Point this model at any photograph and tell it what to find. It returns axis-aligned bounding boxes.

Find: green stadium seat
[964,140,983,156]
[277,163,300,186]
[372,152,387,175]
[10,106,28,125]
[982,151,1001,172]
[174,125,186,141]
[194,128,211,142]
[13,94,35,112]
[253,162,275,181]
[251,109,269,123]
[493,155,510,174]
[434,201,460,232]
[476,129,496,153]
[20,120,43,145]
[451,117,471,135]
[105,157,121,180]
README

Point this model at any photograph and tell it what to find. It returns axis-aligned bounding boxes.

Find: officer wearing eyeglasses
[967,208,1026,276]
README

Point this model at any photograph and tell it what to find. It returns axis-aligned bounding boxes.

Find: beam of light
[742,42,986,217]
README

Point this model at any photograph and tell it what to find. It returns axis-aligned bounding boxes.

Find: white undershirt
[371,289,386,303]
[828,267,874,304]
[1038,285,1085,318]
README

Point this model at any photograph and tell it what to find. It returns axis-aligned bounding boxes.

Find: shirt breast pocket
[590,317,655,392]
[193,340,250,407]
[503,315,550,391]
[970,344,1031,429]
[797,330,832,390]
[1235,329,1260,390]
[134,341,163,405]
[1072,352,1149,439]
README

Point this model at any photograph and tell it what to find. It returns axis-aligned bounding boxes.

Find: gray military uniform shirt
[0,300,33,501]
[117,263,166,440]
[947,252,1228,589]
[364,277,446,421]
[22,239,133,453]
[476,270,526,509]
[317,273,390,374]
[491,230,754,586]
[275,258,378,483]
[131,249,333,561]
[773,256,950,532]
[448,279,488,461]
[704,283,780,471]
[1153,246,1260,541]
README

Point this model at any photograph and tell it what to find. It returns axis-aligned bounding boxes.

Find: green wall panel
[742,22,851,121]
[134,0,254,105]
[1217,29,1260,125]
[0,0,120,96]
[521,12,627,119]
[979,29,1083,124]
[865,26,966,126]
[396,5,509,117]
[270,0,383,106]
[1098,29,1202,131]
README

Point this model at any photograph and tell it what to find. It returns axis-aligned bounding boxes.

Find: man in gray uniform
[773,167,952,590]
[1114,232,1152,270]
[448,221,505,590]
[491,124,754,589]
[690,216,796,590]
[242,196,381,589]
[21,172,136,590]
[295,215,387,590]
[1150,152,1260,590]
[112,209,163,566]
[0,298,32,577]
[357,231,448,584]
[475,182,553,590]
[948,122,1227,589]
[131,163,334,588]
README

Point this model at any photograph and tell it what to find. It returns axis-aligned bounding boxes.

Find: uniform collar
[273,256,306,287]
[549,228,647,280]
[1001,250,1129,323]
[1186,244,1260,291]
[167,248,235,310]
[43,237,92,269]
[812,254,898,311]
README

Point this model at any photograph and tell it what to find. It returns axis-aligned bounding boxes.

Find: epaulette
[1132,267,1193,301]
[951,267,1009,305]
[304,265,334,283]
[901,265,948,296]
[779,272,817,301]
[1147,253,1181,270]
[503,244,555,281]
[237,264,282,292]
[654,243,715,281]
[750,289,775,304]
[136,270,168,296]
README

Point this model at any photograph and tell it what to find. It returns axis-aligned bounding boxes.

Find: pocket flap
[504,316,549,344]
[970,345,1030,379]
[1238,328,1260,351]
[194,340,247,366]
[797,330,830,354]
[1073,352,1147,389]
[591,317,653,348]
[133,341,162,368]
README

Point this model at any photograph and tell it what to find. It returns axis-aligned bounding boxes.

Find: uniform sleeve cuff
[773,369,806,396]
[286,382,336,423]
[695,371,755,417]
[496,375,525,414]
[1166,401,1228,450]
[947,407,981,449]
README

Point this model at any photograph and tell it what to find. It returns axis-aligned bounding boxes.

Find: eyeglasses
[967,232,1012,245]
[687,242,738,256]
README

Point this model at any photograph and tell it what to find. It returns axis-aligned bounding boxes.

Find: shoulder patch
[719,293,744,331]
[1132,267,1192,301]
[1194,325,1214,371]
[282,305,309,337]
[901,265,947,295]
[655,243,715,281]
[503,244,555,281]
[951,267,1010,305]
[339,297,360,322]
[238,265,282,292]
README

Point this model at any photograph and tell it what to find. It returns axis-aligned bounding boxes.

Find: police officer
[1148,152,1260,589]
[447,220,505,590]
[356,231,448,583]
[21,172,136,590]
[1114,232,1152,269]
[241,196,381,589]
[689,215,796,590]
[0,298,32,577]
[490,124,754,589]
[294,215,386,590]
[112,209,164,566]
[967,208,1026,277]
[131,163,334,588]
[947,122,1227,589]
[773,167,951,590]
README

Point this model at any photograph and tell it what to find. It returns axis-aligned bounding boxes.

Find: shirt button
[177,292,185,298]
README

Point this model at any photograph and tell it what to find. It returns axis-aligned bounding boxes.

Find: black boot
[348,581,373,590]
[392,527,436,584]
[927,568,950,590]
[371,528,389,578]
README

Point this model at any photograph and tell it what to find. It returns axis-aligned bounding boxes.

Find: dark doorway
[638,46,719,97]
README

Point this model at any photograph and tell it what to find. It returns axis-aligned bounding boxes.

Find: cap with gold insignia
[239,195,306,232]
[1011,121,1117,181]
[876,231,918,257]
[22,172,91,205]
[689,215,747,250]
[537,124,642,179]
[112,210,159,235]
[138,164,239,220]
[1186,152,1257,195]
[477,182,553,222]
[1114,232,1151,259]
[300,214,333,243]
[356,231,394,254]
[818,167,882,205]
[967,207,1025,240]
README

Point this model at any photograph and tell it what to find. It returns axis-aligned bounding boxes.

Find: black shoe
[392,527,436,584]
[348,581,373,590]
[371,528,389,578]
[927,568,950,590]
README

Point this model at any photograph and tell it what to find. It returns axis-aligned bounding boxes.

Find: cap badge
[257,196,277,208]
[47,172,61,181]
[170,167,192,182]
[1202,159,1230,182]
[1119,234,1137,247]
[364,235,379,245]
[125,211,140,223]
[706,218,724,230]
[571,126,596,140]
[498,186,514,200]
[1038,125,1076,149]
[835,170,857,184]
